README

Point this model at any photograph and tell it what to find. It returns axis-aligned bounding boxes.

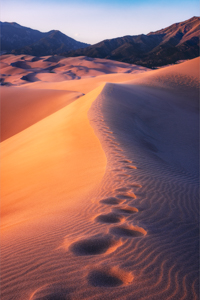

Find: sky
[0,0,199,44]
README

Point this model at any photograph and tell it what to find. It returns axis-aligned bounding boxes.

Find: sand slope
[1,87,83,141]
[0,56,199,300]
[1,84,106,230]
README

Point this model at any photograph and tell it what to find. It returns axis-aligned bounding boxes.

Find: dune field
[0,55,199,300]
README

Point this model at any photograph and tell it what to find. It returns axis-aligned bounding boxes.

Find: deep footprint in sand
[113,206,138,214]
[118,174,130,178]
[100,197,124,205]
[110,225,147,237]
[112,168,122,172]
[115,187,130,192]
[95,213,124,224]
[106,130,113,134]
[116,192,137,199]
[126,165,137,169]
[115,154,124,158]
[110,142,120,146]
[69,235,122,256]
[120,159,133,163]
[87,267,133,287]
[29,284,71,300]
[128,183,142,188]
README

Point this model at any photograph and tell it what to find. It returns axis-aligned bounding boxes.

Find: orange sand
[1,87,83,141]
[1,84,106,230]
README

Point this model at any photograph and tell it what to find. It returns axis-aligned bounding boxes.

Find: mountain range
[0,17,199,67]
[64,16,199,67]
[0,22,89,56]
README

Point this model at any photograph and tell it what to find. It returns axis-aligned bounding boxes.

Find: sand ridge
[1,84,107,230]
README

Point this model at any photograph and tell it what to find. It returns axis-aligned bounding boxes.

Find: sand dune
[129,56,199,96]
[1,54,149,86]
[1,84,106,230]
[0,55,199,300]
[1,87,83,141]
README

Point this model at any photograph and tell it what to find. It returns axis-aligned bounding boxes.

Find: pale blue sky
[0,0,199,44]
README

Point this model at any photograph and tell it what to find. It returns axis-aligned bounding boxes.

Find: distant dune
[0,55,199,300]
[0,54,149,87]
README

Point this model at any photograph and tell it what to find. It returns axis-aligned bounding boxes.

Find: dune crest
[1,84,106,230]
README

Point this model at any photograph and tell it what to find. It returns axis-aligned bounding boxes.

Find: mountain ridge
[0,22,90,56]
[63,16,199,67]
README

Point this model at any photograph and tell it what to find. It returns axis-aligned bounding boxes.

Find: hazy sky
[0,0,199,44]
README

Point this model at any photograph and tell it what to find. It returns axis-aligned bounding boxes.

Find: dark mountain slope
[0,22,89,56]
[63,17,199,67]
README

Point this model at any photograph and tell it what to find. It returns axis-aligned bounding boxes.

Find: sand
[0,55,199,300]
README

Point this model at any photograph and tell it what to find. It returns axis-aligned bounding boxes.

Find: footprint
[69,235,122,256]
[126,165,137,169]
[100,197,124,205]
[30,284,71,300]
[115,187,130,192]
[118,174,130,178]
[128,183,142,188]
[95,213,124,224]
[110,225,147,238]
[112,168,122,172]
[87,266,133,287]
[111,142,120,146]
[113,206,138,214]
[116,192,136,199]
[113,179,125,184]
[120,160,132,164]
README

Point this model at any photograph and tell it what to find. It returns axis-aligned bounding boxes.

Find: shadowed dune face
[21,72,40,82]
[100,70,199,177]
[11,60,31,69]
[129,56,199,99]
